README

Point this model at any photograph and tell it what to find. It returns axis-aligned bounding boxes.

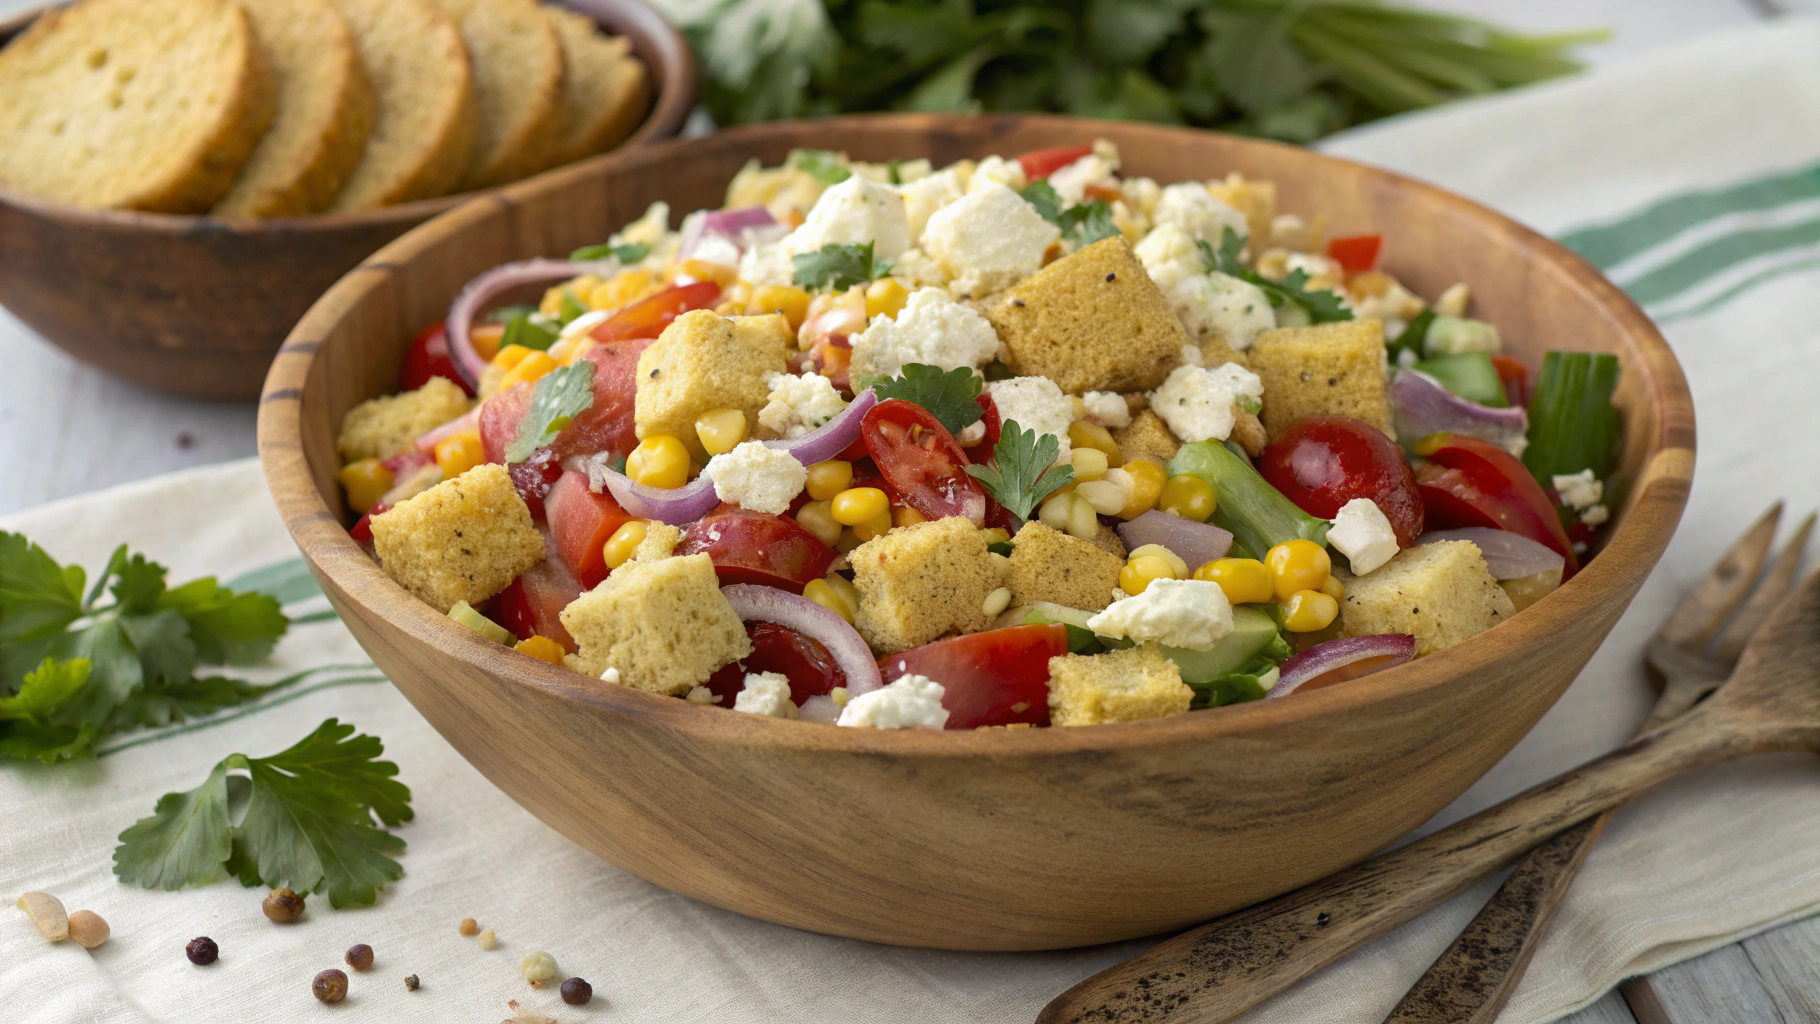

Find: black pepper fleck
[1105,273,1116,282]
[186,937,219,966]
[1316,912,1331,927]
[405,974,421,992]
[649,368,660,378]
[1328,377,1338,386]
[1012,299,1025,307]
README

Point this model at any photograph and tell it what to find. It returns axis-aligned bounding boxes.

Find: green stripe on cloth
[1559,162,1820,269]
[1654,254,1820,324]
[1620,216,1820,305]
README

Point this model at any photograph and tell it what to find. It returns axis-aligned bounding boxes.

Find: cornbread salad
[338,140,1622,728]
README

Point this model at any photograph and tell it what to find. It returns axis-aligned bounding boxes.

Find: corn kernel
[1117,459,1167,519]
[694,408,748,456]
[1070,447,1109,482]
[590,269,655,311]
[499,350,558,391]
[980,527,1010,546]
[1068,420,1123,466]
[1119,554,1178,596]
[865,277,910,319]
[493,343,536,372]
[982,587,1013,618]
[795,501,842,547]
[626,435,690,489]
[602,520,649,570]
[514,635,567,665]
[1076,479,1127,516]
[432,431,484,480]
[1158,474,1217,521]
[1127,543,1188,579]
[835,529,863,554]
[1283,589,1341,632]
[1321,575,1346,601]
[1038,490,1073,531]
[830,487,889,526]
[677,259,738,287]
[1065,490,1099,539]
[470,323,505,362]
[803,578,856,622]
[853,508,894,542]
[805,460,853,501]
[750,284,812,330]
[339,458,394,516]
[1193,557,1274,604]
[1266,539,1332,602]
[892,505,927,528]
[1070,395,1088,421]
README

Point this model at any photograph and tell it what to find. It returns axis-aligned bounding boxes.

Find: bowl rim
[0,0,697,233]
[259,112,1695,760]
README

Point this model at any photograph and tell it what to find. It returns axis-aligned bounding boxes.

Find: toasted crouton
[1047,644,1192,726]
[635,311,791,459]
[986,236,1192,394]
[1007,522,1125,613]
[1205,175,1277,250]
[559,553,751,694]
[1339,540,1516,656]
[335,376,472,462]
[1114,415,1179,467]
[438,0,565,189]
[851,517,999,655]
[1088,523,1128,560]
[545,6,648,165]
[1248,319,1395,441]
[370,463,545,613]
[1230,409,1267,457]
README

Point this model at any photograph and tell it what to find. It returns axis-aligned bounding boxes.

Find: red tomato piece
[1017,144,1094,181]
[491,560,583,652]
[1259,415,1425,547]
[1326,235,1382,275]
[675,506,837,594]
[861,399,986,526]
[703,622,847,708]
[509,451,565,521]
[878,624,1069,729]
[478,382,532,464]
[544,470,635,588]
[1414,434,1580,580]
[399,320,474,396]
[588,281,721,344]
[1491,354,1530,409]
[549,337,652,462]
[348,504,386,546]
[379,449,434,479]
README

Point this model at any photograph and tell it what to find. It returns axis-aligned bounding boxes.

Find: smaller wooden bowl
[0,0,694,400]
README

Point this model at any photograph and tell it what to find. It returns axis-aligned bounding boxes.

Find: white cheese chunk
[900,167,966,244]
[849,287,1002,382]
[838,674,950,729]
[1148,362,1263,443]
[1153,182,1249,244]
[734,671,798,718]
[786,174,911,259]
[922,183,1060,298]
[968,154,1027,194]
[1165,272,1276,351]
[759,372,848,439]
[1327,498,1401,576]
[987,376,1074,461]
[1046,141,1121,205]
[1086,578,1234,651]
[737,240,795,288]
[704,441,807,515]
[1134,223,1205,292]
[1553,469,1603,510]
[1081,391,1131,429]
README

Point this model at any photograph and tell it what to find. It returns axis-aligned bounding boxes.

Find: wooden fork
[1038,512,1820,1024]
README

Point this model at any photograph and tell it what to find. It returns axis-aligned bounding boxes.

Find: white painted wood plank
[1742,916,1820,1022]
[1621,943,1786,1024]
[1559,988,1641,1024]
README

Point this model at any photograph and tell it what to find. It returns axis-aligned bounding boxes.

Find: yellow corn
[865,277,910,319]
[1117,459,1167,519]
[1283,589,1340,632]
[338,459,393,516]
[979,527,1010,546]
[853,508,894,542]
[1038,490,1073,531]
[835,529,863,554]
[677,259,738,287]
[749,284,812,331]
[1320,575,1346,601]
[1127,544,1188,580]
[433,431,485,480]
[1266,539,1332,602]
[589,269,656,311]
[470,323,505,363]
[1158,474,1217,521]
[1068,420,1123,467]
[1119,554,1178,597]
[892,505,927,529]
[805,460,853,501]
[1065,490,1100,539]
[541,276,601,315]
[498,350,558,391]
[803,578,855,622]
[626,435,690,489]
[830,487,889,526]
[694,408,748,456]
[1193,557,1273,604]
[514,635,568,665]
[795,501,842,547]
[1070,447,1109,482]
[493,344,536,372]
[603,520,649,569]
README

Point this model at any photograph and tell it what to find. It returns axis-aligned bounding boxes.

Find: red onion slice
[761,388,878,466]
[798,695,841,724]
[1116,511,1233,571]
[1267,634,1417,699]
[678,206,785,264]
[413,406,482,456]
[580,454,721,525]
[446,259,591,390]
[1391,369,1529,456]
[1417,527,1565,581]
[722,584,884,697]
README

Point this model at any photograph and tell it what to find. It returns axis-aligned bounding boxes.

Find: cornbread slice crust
[1249,319,1396,441]
[559,554,751,695]
[634,311,791,459]
[215,0,375,217]
[1047,644,1192,727]
[545,6,649,165]
[986,236,1193,394]
[327,0,476,211]
[851,517,999,655]
[336,376,472,462]
[371,464,546,613]
[0,0,275,212]
[1339,540,1516,656]
[438,0,565,189]
[1113,414,1179,467]
[1007,522,1124,613]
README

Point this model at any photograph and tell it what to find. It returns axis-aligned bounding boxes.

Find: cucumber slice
[1162,606,1282,683]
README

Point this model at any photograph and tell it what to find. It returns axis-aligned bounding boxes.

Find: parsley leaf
[789,148,851,185]
[0,658,91,720]
[857,363,984,436]
[1198,228,1353,324]
[114,760,237,890]
[507,361,596,463]
[793,242,889,292]
[570,242,650,264]
[1060,199,1120,248]
[1019,180,1064,223]
[965,419,1076,521]
[160,578,288,666]
[0,532,85,645]
[499,312,562,353]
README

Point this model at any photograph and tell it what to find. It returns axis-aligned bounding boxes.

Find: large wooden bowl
[0,0,693,401]
[259,115,1694,951]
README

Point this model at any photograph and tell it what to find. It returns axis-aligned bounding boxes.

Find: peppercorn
[262,887,306,923]
[404,974,420,992]
[313,969,348,1003]
[345,944,374,971]
[186,937,219,965]
[458,917,479,936]
[560,977,593,1005]
[476,928,497,950]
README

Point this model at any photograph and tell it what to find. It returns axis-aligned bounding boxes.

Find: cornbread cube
[850,516,999,655]
[986,236,1192,394]
[1007,522,1125,612]
[1339,540,1516,656]
[1089,524,1128,560]
[1230,409,1267,457]
[1047,643,1192,727]
[634,310,791,459]
[336,376,472,462]
[1205,175,1277,248]
[1248,319,1395,441]
[1114,411,1180,466]
[370,463,544,613]
[559,553,752,694]
[632,521,681,562]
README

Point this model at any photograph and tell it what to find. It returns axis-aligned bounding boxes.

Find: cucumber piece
[1162,606,1281,683]
[1411,353,1508,407]
[449,600,514,645]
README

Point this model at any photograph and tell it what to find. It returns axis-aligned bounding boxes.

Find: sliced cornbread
[1248,319,1396,441]
[545,5,649,166]
[327,0,476,211]
[1339,540,1516,656]
[437,0,565,189]
[0,0,275,212]
[215,0,375,217]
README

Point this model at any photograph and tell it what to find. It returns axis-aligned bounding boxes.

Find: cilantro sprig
[790,148,852,185]
[507,361,596,462]
[1019,183,1120,249]
[570,241,650,264]
[793,242,890,292]
[1019,180,1064,223]
[1198,227,1353,324]
[114,718,411,908]
[858,363,983,437]
[965,420,1076,522]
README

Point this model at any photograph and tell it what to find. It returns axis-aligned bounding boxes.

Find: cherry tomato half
[861,399,987,526]
[703,622,847,708]
[1326,235,1382,275]
[1017,144,1094,181]
[676,505,837,594]
[544,469,635,588]
[478,336,652,481]
[491,560,583,652]
[878,624,1069,729]
[1259,415,1425,547]
[588,281,721,344]
[400,320,474,395]
[962,393,1002,465]
[1413,433,1580,580]
[1491,354,1530,409]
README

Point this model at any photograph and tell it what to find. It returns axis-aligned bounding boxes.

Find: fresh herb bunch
[1199,227,1352,324]
[1,535,290,763]
[966,419,1074,521]
[663,0,1601,143]
[859,363,984,436]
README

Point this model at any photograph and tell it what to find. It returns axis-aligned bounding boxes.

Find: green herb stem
[1168,440,1329,557]
[1522,351,1621,486]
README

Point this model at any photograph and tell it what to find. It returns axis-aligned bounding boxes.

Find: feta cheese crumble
[599,667,621,685]
[1086,578,1234,651]
[1165,272,1275,351]
[1134,223,1204,291]
[1153,182,1249,244]
[704,441,807,515]
[1148,362,1264,443]
[987,376,1074,460]
[734,671,798,718]
[1080,391,1131,429]
[787,174,912,259]
[1327,498,1401,575]
[968,154,1027,194]
[899,168,965,243]
[1045,141,1120,205]
[921,183,1060,298]
[737,240,795,288]
[759,372,847,439]
[1553,469,1609,528]
[837,674,950,729]
[848,287,1002,381]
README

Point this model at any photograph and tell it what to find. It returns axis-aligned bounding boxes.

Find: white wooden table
[2,1,1814,1020]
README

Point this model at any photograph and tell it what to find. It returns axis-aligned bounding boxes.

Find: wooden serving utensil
[1038,563,1820,1024]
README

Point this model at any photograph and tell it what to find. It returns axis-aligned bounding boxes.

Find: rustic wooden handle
[1036,705,1765,1024]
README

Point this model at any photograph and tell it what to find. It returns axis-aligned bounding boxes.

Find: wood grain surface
[257,114,1695,951]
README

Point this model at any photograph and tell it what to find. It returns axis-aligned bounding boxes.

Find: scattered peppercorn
[476,928,497,951]
[262,887,306,923]
[560,977,593,1005]
[458,917,479,936]
[313,969,349,1003]
[404,974,420,992]
[186,937,219,965]
[345,944,374,971]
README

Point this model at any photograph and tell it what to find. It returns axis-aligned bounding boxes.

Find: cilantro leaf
[507,361,596,463]
[1060,199,1120,248]
[499,312,561,353]
[0,658,91,720]
[110,676,278,730]
[789,148,851,185]
[0,531,85,645]
[159,578,287,666]
[793,242,889,292]
[557,287,589,327]
[857,363,984,436]
[114,760,237,890]
[1198,228,1353,324]
[108,550,169,614]
[570,241,650,264]
[1019,180,1064,223]
[965,419,1076,521]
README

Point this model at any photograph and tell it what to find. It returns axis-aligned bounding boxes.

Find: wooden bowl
[0,0,694,401]
[259,114,1695,951]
